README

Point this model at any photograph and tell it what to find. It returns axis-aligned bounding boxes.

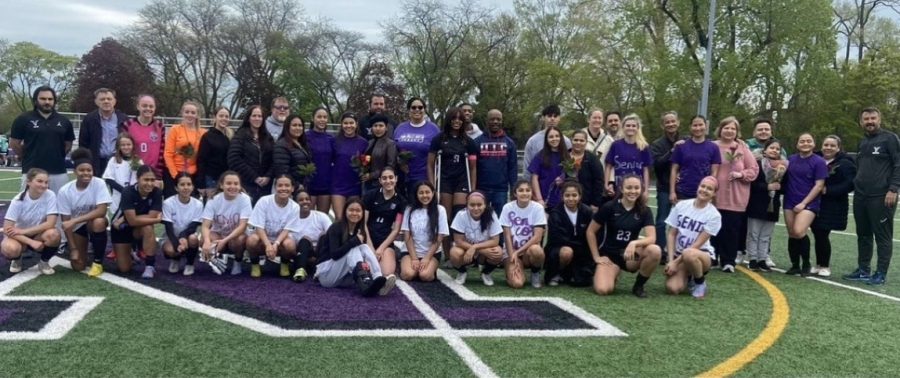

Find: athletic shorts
[600,248,629,270]
[399,251,443,262]
[438,175,470,194]
[110,225,136,244]
[73,224,88,238]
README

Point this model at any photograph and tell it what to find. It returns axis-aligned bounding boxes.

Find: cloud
[58,2,140,27]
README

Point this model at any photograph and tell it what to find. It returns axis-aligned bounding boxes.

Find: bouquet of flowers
[351,153,372,193]
[761,157,788,211]
[129,156,143,172]
[296,163,316,188]
[561,158,582,179]
[178,144,195,173]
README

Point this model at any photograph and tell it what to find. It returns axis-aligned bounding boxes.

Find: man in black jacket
[359,94,395,140]
[78,88,128,176]
[844,107,900,285]
[649,111,681,253]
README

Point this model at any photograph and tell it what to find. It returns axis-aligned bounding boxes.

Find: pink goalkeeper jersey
[123,118,166,178]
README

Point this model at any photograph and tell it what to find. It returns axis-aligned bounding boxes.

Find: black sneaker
[785,266,802,276]
[363,276,387,297]
[632,284,647,298]
[757,261,772,272]
[748,260,759,271]
[353,262,375,295]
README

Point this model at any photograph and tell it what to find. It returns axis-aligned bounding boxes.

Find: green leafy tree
[0,41,77,113]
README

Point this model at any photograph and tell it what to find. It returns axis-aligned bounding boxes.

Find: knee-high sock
[787,238,800,267]
[91,231,108,264]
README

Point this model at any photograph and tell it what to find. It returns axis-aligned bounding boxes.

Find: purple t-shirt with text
[784,153,828,211]
[605,140,653,186]
[394,121,440,184]
[672,139,721,198]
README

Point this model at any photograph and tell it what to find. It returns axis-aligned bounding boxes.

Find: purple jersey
[528,152,563,208]
[672,139,721,198]
[332,135,369,197]
[784,153,828,211]
[394,121,440,184]
[605,140,653,186]
[307,130,335,195]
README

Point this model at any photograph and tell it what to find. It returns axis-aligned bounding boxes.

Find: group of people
[3,85,898,299]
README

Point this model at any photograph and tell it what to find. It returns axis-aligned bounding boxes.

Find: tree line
[1,0,899,150]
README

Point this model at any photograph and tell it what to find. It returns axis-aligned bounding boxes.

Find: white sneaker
[481,272,494,286]
[455,271,468,285]
[168,260,180,274]
[531,272,543,288]
[735,253,745,266]
[9,259,22,273]
[817,267,831,277]
[38,261,55,275]
[810,266,821,275]
[230,262,242,276]
[766,256,776,267]
[549,275,562,286]
[183,264,195,276]
[379,274,396,296]
[721,264,735,273]
[142,266,155,279]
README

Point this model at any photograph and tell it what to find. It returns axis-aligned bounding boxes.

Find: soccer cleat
[280,263,290,277]
[816,267,831,277]
[765,256,777,267]
[142,266,155,279]
[758,261,772,272]
[293,267,308,282]
[251,264,262,278]
[183,264,195,276]
[481,273,494,286]
[379,274,397,296]
[843,268,870,281]
[549,275,563,287]
[455,271,468,285]
[531,272,543,289]
[9,259,22,273]
[230,262,242,276]
[632,283,647,298]
[866,272,886,286]
[88,263,104,277]
[784,266,803,276]
[168,260,180,274]
[38,261,55,275]
[721,264,735,273]
[691,281,707,299]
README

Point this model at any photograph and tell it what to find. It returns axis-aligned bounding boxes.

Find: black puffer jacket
[272,138,311,186]
[575,153,605,209]
[812,152,856,231]
[227,128,274,187]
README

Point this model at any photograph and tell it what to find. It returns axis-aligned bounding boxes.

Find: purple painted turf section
[0,308,16,324]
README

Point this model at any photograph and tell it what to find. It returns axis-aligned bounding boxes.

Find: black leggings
[712,210,745,266]
[812,228,832,267]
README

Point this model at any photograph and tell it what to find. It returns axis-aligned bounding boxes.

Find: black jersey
[429,133,478,181]
[363,188,407,245]
[118,184,163,218]
[592,200,653,252]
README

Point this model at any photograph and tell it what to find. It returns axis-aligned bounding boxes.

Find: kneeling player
[246,175,301,278]
[664,176,722,299]
[162,173,203,276]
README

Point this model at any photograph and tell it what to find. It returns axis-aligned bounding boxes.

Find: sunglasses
[410,106,425,110]
[274,105,290,111]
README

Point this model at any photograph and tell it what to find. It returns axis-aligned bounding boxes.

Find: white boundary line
[770,267,900,303]
[0,258,104,340]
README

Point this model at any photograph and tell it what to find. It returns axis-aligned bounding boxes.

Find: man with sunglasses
[266,96,291,139]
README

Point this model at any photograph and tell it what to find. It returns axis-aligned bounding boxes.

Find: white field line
[771,267,900,303]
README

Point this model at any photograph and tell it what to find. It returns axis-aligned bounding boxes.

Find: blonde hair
[180,100,204,128]
[716,116,742,139]
[619,113,649,150]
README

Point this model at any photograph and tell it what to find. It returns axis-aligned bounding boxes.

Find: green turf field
[0,168,898,377]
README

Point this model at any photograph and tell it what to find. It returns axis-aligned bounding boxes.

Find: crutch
[434,149,442,195]
[464,152,472,192]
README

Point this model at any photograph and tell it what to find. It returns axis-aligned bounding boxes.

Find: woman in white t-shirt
[400,181,449,282]
[292,188,332,282]
[500,179,547,289]
[2,168,60,275]
[200,171,252,276]
[449,191,502,286]
[58,149,112,274]
[664,176,722,299]
[102,133,141,217]
[247,175,302,279]
[162,173,203,276]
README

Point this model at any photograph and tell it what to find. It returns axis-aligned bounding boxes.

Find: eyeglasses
[274,105,290,111]
[410,106,425,110]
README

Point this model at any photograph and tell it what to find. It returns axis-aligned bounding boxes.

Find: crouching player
[664,176,722,299]
[247,175,301,278]
[162,172,203,275]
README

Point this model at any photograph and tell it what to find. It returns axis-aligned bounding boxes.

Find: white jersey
[57,177,113,230]
[248,194,301,240]
[499,200,547,250]
[102,157,139,216]
[163,195,204,235]
[451,210,502,244]
[291,210,332,246]
[665,199,722,257]
[201,192,252,235]
[6,190,58,229]
[401,206,449,258]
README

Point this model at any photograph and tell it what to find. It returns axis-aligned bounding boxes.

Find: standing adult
[271,114,312,191]
[163,100,206,197]
[811,135,856,277]
[359,94,395,140]
[670,115,721,202]
[460,102,482,139]
[474,109,517,215]
[583,109,613,161]
[78,88,128,176]
[604,114,652,197]
[122,94,166,181]
[711,117,758,272]
[568,130,605,212]
[782,133,827,277]
[523,105,565,176]
[605,111,622,140]
[9,86,75,193]
[844,107,900,285]
[227,105,274,204]
[746,119,787,159]
[331,112,368,220]
[265,96,291,140]
[196,106,233,195]
[363,114,397,191]
[393,97,440,199]
[650,111,681,252]
[307,107,336,213]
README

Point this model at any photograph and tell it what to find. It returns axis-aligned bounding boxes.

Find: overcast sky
[0,0,515,56]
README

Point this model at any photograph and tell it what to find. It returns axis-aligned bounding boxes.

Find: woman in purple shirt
[670,115,721,202]
[528,126,567,209]
[783,132,827,276]
[307,107,335,214]
[604,114,653,198]
[394,97,440,199]
[332,112,369,221]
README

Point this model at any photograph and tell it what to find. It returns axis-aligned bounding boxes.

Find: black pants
[854,195,896,274]
[812,228,832,267]
[712,210,745,267]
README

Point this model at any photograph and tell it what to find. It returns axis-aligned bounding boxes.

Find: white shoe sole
[379,275,396,296]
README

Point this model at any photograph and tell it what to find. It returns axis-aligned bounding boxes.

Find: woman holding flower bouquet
[569,130,605,212]
[331,112,369,221]
[528,126,568,210]
[711,117,758,273]
[810,135,856,277]
[163,100,206,197]
[272,114,312,193]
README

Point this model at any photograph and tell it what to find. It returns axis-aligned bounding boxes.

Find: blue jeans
[656,191,672,251]
[483,189,509,217]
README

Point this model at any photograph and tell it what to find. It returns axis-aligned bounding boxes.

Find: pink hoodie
[714,140,759,212]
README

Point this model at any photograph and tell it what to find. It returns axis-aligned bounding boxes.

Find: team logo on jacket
[150,132,160,142]
[873,146,881,155]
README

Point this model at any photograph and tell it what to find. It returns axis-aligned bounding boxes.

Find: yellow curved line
[696,266,790,378]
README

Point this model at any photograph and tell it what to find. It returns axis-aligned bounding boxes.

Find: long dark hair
[467,191,495,233]
[238,105,273,148]
[280,114,309,152]
[541,126,569,168]
[617,174,648,215]
[339,198,367,244]
[442,107,465,137]
[407,181,440,243]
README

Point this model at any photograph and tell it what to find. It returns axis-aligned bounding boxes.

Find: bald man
[474,109,518,214]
